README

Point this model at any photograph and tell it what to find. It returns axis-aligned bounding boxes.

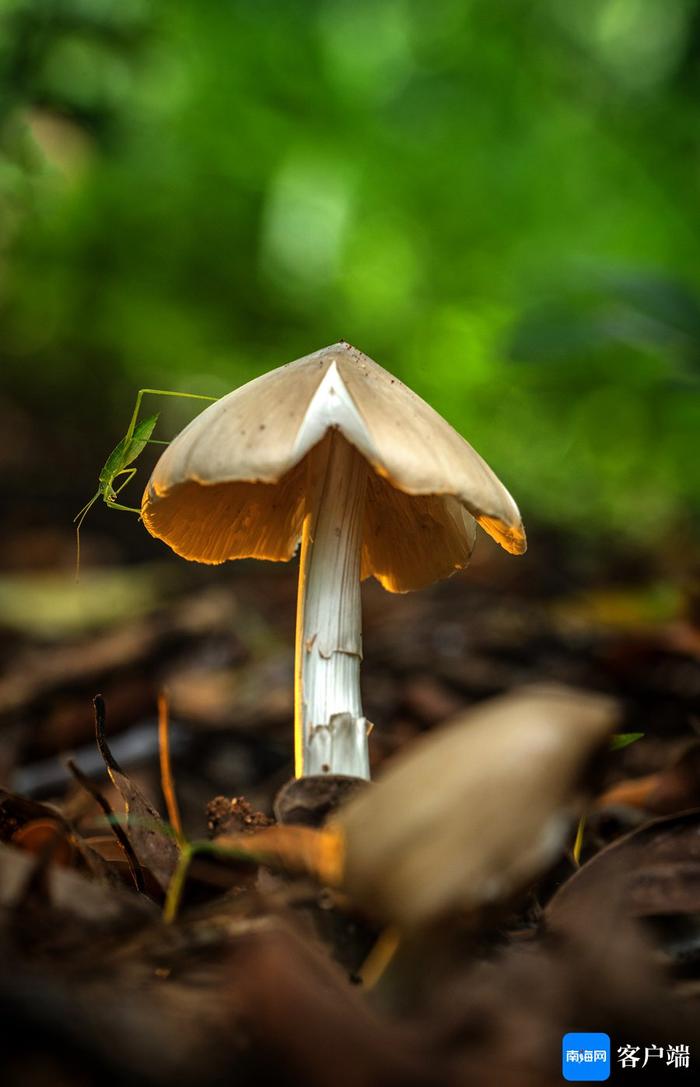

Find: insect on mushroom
[74,388,217,577]
[140,342,527,790]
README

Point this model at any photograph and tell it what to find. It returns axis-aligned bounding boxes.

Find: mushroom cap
[142,342,526,592]
[335,684,617,929]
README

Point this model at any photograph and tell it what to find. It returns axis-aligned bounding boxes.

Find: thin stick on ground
[158,689,184,847]
[66,757,145,893]
[572,814,587,867]
[93,694,123,777]
[357,926,401,990]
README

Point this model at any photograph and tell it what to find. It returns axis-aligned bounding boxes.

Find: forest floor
[0,527,699,1085]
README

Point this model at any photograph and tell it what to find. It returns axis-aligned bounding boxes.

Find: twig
[93,693,124,777]
[65,757,145,894]
[158,689,183,846]
[357,926,401,989]
[572,813,587,866]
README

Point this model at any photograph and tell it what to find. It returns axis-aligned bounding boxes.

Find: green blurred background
[1,0,699,568]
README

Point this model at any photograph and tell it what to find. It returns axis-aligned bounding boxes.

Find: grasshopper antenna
[73,492,100,582]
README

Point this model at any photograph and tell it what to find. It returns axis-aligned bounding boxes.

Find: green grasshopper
[74,388,217,578]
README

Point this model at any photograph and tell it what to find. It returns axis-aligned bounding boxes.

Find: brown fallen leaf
[94,695,179,892]
[0,782,131,887]
[0,842,153,926]
[546,809,700,930]
[424,918,700,1087]
[225,923,433,1087]
[335,684,617,929]
[0,787,71,842]
[66,757,146,893]
[596,741,700,815]
[165,651,294,731]
[11,819,76,868]
[0,584,241,752]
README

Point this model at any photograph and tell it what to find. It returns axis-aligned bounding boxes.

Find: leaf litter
[1,566,700,1084]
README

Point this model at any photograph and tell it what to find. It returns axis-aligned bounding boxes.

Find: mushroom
[334,684,617,929]
[141,342,526,781]
[182,685,618,931]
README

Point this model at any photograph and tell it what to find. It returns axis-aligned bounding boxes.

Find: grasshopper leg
[112,467,137,496]
[124,388,217,445]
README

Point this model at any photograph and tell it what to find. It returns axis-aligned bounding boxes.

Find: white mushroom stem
[295,431,370,779]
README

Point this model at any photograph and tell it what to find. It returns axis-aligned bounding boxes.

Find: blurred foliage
[0,563,170,635]
[1,0,699,548]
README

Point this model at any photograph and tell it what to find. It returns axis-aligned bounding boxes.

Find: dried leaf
[0,788,70,842]
[596,741,700,815]
[11,819,75,868]
[547,809,700,929]
[0,843,152,926]
[94,696,178,892]
[224,924,432,1087]
[66,757,145,892]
